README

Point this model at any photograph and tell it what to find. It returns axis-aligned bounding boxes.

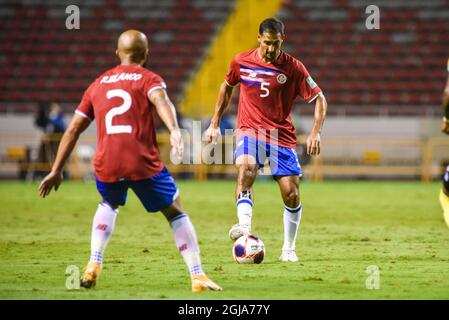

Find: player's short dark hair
[259,18,284,35]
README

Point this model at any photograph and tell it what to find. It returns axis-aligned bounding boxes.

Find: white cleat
[279,249,299,262]
[228,224,250,241]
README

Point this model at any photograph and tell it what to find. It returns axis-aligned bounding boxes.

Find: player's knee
[284,189,299,207]
[239,165,258,180]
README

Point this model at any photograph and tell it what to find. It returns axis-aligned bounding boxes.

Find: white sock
[237,198,253,230]
[170,214,204,276]
[89,202,118,265]
[282,203,302,251]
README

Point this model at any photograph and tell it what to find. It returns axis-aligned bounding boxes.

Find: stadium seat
[1,0,448,115]
[1,0,233,109]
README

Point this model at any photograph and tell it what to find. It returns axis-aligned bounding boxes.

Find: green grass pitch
[1,179,449,299]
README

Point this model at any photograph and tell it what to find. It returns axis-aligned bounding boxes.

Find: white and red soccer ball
[232,234,265,264]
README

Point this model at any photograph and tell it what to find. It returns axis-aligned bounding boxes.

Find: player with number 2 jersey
[76,64,165,182]
[39,29,222,293]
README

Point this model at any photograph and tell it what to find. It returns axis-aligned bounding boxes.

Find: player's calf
[231,190,253,240]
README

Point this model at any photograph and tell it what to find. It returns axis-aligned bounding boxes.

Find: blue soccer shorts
[234,136,302,177]
[95,167,179,212]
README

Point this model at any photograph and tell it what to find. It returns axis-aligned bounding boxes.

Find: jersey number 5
[260,82,270,98]
[105,89,132,134]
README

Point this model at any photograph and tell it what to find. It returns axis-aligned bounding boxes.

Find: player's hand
[39,171,63,198]
[204,124,221,145]
[442,121,449,135]
[170,128,184,160]
[306,132,321,156]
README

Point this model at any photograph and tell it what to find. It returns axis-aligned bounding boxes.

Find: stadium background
[1,0,449,300]
[0,0,448,181]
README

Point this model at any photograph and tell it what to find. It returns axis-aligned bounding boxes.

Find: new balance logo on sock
[96,224,108,231]
[179,243,188,252]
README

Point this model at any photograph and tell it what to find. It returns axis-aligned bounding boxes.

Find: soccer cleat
[279,249,299,262]
[440,189,449,228]
[228,224,250,241]
[80,262,102,289]
[191,274,223,292]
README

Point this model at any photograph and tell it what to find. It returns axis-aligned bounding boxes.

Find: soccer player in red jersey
[39,30,221,292]
[205,18,328,262]
[440,58,449,226]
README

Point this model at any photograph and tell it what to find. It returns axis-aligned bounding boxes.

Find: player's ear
[257,34,261,45]
[115,49,119,59]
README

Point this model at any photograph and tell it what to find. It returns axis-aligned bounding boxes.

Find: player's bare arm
[205,82,234,144]
[149,88,183,158]
[442,74,449,135]
[39,114,90,198]
[306,93,327,156]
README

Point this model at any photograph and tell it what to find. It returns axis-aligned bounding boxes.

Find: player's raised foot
[229,224,250,240]
[191,274,223,292]
[80,262,102,289]
[279,249,299,262]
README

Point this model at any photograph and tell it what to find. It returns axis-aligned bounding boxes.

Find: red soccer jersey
[76,64,166,182]
[225,48,322,148]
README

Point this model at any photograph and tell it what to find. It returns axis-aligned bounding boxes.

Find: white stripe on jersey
[240,75,266,83]
[147,83,167,96]
[307,91,323,104]
[75,110,92,121]
[240,68,275,76]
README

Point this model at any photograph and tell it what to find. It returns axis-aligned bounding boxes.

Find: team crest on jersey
[277,73,287,84]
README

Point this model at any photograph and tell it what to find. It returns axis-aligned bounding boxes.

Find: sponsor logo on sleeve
[306,76,317,89]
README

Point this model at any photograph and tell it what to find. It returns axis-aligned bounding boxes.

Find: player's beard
[265,52,276,62]
[263,48,279,62]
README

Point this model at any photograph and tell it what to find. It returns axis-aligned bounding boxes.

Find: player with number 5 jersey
[205,18,328,263]
[39,30,222,293]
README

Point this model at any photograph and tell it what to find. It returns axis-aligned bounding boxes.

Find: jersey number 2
[105,89,132,134]
[260,82,270,97]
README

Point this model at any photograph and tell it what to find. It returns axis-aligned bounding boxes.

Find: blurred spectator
[47,103,66,159]
[32,102,66,180]
[48,103,66,134]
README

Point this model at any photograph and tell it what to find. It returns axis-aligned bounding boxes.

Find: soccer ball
[232,234,265,264]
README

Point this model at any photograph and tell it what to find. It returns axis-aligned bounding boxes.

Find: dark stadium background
[0,0,448,181]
